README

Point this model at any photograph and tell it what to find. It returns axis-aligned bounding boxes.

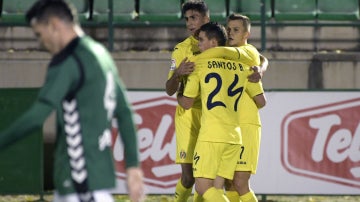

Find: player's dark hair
[227,13,251,32]
[182,0,209,17]
[199,22,227,46]
[26,0,78,25]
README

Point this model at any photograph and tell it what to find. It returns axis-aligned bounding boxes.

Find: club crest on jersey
[170,59,176,70]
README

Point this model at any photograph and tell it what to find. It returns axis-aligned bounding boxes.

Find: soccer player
[224,13,268,202]
[166,1,268,201]
[0,1,144,202]
[165,1,210,201]
[178,22,266,202]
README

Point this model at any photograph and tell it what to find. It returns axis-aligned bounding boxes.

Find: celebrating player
[165,1,210,201]
[224,13,268,202]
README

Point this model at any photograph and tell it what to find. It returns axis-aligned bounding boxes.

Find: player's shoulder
[174,36,196,50]
[243,44,260,54]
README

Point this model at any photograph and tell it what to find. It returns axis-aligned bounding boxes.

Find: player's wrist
[173,72,181,80]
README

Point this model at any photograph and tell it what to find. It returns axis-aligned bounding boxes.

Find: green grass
[0,194,359,202]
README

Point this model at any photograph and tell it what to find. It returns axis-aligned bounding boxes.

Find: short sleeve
[246,81,264,98]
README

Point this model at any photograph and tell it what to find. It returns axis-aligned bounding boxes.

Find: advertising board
[112,91,360,194]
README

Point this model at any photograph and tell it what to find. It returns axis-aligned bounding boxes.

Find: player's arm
[176,72,197,109]
[246,78,267,109]
[114,78,140,168]
[198,46,260,66]
[259,54,269,73]
[0,58,81,150]
[165,72,180,96]
[126,167,145,202]
[0,100,53,150]
[248,54,269,83]
[253,93,267,109]
[165,57,194,96]
[165,44,196,97]
[114,78,145,202]
[197,46,239,60]
[177,94,195,110]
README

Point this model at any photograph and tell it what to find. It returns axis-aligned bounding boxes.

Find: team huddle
[166,1,268,202]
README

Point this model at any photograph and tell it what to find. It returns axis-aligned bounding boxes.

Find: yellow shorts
[235,124,261,174]
[175,107,201,164]
[193,141,240,180]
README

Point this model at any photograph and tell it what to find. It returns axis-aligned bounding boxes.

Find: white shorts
[53,190,114,202]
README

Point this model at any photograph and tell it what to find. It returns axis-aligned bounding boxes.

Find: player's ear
[244,31,250,40]
[205,16,210,23]
[203,12,210,23]
[210,38,218,47]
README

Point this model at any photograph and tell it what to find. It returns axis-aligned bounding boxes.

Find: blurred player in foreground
[0,0,144,201]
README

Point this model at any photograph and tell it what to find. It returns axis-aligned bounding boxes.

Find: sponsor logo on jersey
[179,150,186,159]
[112,96,179,189]
[193,152,200,165]
[281,98,360,188]
[237,160,246,165]
[170,59,176,70]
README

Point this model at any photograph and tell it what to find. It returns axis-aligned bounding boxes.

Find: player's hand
[248,66,263,83]
[126,167,146,202]
[175,57,195,77]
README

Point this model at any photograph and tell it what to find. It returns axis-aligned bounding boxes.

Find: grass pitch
[0,194,359,202]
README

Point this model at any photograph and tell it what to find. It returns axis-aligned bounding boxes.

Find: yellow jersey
[168,35,202,109]
[196,45,264,125]
[184,57,254,144]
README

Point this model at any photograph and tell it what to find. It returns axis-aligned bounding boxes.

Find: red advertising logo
[281,98,360,188]
[111,96,180,189]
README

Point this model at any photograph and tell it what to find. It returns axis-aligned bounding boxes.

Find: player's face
[31,19,59,55]
[226,19,248,47]
[184,10,209,36]
[198,31,216,52]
